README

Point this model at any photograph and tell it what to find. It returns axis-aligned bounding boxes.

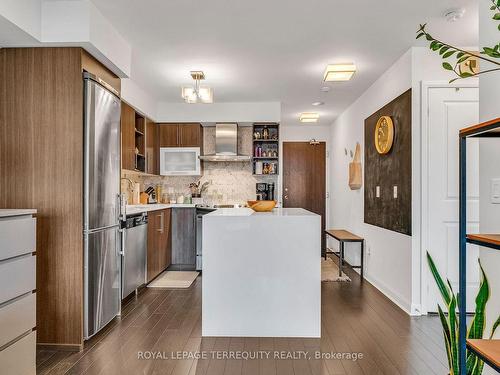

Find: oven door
[159,147,201,176]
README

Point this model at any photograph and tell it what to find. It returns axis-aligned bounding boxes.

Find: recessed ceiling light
[323,63,356,81]
[300,113,320,123]
[312,101,324,106]
[320,86,331,93]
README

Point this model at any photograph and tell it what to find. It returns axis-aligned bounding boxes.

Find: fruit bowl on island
[247,200,276,212]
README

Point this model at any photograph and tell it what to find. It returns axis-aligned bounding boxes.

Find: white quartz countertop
[126,203,195,216]
[0,209,37,218]
[206,207,317,217]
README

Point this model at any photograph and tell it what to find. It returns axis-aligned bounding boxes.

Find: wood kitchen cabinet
[121,102,136,171]
[147,209,171,282]
[0,47,120,349]
[159,123,203,149]
[171,208,196,269]
[145,117,159,175]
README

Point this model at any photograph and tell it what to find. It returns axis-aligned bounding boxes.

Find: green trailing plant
[427,252,500,375]
[416,0,500,82]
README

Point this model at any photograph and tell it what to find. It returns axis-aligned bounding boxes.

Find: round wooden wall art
[374,116,394,154]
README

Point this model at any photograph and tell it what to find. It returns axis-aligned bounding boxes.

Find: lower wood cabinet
[147,209,171,282]
[171,208,196,268]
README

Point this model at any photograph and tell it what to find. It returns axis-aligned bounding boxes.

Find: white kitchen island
[202,207,321,338]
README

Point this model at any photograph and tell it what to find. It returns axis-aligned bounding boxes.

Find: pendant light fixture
[181,71,214,104]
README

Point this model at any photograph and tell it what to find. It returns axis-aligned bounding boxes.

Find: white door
[426,86,479,313]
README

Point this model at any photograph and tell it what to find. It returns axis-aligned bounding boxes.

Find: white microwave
[159,147,201,176]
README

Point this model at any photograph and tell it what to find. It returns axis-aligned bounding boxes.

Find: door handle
[284,195,288,200]
[284,188,288,192]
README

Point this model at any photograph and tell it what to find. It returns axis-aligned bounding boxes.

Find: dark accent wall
[364,89,412,236]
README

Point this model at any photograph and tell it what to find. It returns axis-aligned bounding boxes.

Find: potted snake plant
[427,252,499,374]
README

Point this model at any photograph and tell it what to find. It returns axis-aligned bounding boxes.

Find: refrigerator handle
[118,227,125,256]
[116,194,122,222]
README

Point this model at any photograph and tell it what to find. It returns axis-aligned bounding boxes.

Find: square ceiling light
[299,112,320,123]
[323,63,356,81]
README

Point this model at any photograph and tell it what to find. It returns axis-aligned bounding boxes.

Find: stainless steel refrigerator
[83,72,122,340]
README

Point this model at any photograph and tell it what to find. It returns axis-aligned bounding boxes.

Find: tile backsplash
[121,126,277,205]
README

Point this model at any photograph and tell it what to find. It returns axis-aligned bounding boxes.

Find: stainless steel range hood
[199,123,251,162]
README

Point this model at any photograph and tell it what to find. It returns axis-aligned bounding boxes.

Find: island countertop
[205,207,316,217]
[202,207,321,338]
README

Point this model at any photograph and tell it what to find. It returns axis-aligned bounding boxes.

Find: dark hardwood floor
[36,263,447,375]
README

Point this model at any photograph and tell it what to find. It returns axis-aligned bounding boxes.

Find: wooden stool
[324,229,364,279]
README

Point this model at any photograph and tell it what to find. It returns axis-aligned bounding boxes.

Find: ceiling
[90,0,478,126]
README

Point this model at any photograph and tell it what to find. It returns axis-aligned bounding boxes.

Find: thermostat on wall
[492,178,500,204]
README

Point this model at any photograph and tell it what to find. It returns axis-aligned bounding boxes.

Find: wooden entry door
[282,142,326,251]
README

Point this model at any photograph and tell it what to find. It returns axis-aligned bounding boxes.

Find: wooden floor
[36,264,447,375]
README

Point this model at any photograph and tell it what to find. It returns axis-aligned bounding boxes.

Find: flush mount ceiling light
[320,86,331,92]
[181,71,214,104]
[312,101,324,106]
[323,63,357,82]
[299,112,320,123]
[444,8,465,22]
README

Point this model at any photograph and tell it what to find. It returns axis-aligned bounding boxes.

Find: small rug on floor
[322,257,351,282]
[148,271,199,289]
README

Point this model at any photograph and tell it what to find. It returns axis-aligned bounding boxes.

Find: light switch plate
[393,186,398,199]
[376,186,380,198]
[491,178,500,204]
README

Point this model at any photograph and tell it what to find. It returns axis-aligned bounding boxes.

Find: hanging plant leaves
[439,46,450,55]
[443,62,454,71]
[416,2,500,83]
[443,50,456,59]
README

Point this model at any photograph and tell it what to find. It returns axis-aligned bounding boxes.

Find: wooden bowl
[247,200,276,212]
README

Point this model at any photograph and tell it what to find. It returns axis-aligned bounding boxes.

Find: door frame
[279,139,330,232]
[420,80,479,314]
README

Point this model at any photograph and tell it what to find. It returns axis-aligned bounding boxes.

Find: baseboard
[363,274,412,315]
[37,342,83,352]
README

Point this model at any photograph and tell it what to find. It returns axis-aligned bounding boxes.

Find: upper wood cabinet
[159,123,203,149]
[159,124,180,147]
[180,124,203,147]
[121,102,136,171]
[121,101,150,173]
[145,118,158,175]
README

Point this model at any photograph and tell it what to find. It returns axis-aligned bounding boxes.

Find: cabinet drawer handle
[157,213,164,233]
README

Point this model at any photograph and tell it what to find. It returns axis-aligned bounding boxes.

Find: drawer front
[0,331,35,375]
[0,217,36,261]
[0,293,36,348]
[0,256,36,305]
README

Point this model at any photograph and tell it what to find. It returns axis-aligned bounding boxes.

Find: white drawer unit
[0,216,36,260]
[0,210,37,375]
[0,331,36,375]
[0,293,36,348]
[0,255,36,304]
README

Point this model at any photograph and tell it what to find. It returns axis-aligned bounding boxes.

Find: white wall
[410,48,472,314]
[121,78,158,120]
[478,0,500,357]
[0,0,41,40]
[281,124,330,142]
[156,102,281,124]
[329,50,413,312]
[41,0,131,77]
[329,47,469,314]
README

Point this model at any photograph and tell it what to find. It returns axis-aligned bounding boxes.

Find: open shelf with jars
[252,123,279,176]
